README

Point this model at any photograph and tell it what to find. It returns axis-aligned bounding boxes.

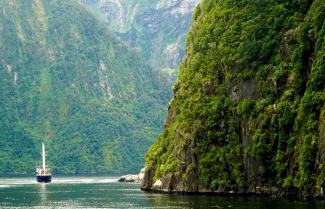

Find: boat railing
[36,167,52,175]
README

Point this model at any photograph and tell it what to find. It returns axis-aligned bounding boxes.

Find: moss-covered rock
[142,0,325,198]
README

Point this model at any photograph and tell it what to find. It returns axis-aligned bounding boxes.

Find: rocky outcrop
[140,167,155,189]
[141,0,325,199]
[118,174,141,183]
[141,172,324,198]
[119,168,145,183]
[227,78,258,102]
[150,173,178,192]
[81,0,202,75]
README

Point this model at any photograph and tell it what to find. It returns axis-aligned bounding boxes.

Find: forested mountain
[142,0,325,198]
[0,0,169,174]
[81,0,201,83]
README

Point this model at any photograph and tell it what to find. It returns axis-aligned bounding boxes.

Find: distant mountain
[0,0,169,174]
[81,0,201,83]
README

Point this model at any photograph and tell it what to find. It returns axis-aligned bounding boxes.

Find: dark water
[0,176,324,209]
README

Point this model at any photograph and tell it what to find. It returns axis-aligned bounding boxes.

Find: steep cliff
[0,0,169,174]
[81,0,201,82]
[142,0,325,198]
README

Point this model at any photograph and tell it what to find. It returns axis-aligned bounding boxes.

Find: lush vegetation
[81,0,200,81]
[145,0,325,195]
[0,0,170,174]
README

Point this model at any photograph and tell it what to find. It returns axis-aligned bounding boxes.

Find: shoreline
[140,187,325,200]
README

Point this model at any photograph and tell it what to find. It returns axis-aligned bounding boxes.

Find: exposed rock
[164,105,174,128]
[152,179,163,190]
[173,129,197,166]
[281,29,295,60]
[118,174,140,183]
[175,165,199,192]
[162,173,177,192]
[202,80,215,95]
[228,78,258,101]
[151,173,178,192]
[240,118,258,192]
[138,168,145,181]
[140,167,155,190]
[118,168,145,183]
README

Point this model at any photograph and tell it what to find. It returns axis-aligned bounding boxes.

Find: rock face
[119,174,141,183]
[119,168,145,183]
[141,169,178,192]
[142,0,325,199]
[140,167,154,189]
[81,0,201,80]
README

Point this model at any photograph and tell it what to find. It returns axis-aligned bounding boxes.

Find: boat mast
[42,143,46,170]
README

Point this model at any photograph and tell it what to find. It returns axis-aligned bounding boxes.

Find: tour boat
[36,143,52,183]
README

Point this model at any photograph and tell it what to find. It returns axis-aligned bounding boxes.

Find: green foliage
[237,100,255,116]
[0,0,170,174]
[81,0,197,79]
[145,0,325,193]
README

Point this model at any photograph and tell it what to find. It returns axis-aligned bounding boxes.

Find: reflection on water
[37,183,47,204]
[0,176,324,209]
[0,176,117,185]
